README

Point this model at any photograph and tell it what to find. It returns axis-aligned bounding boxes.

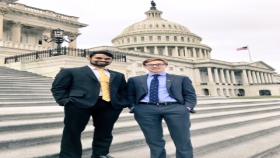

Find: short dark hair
[89,51,114,58]
[142,58,168,66]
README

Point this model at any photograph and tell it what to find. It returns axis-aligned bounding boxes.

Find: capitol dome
[112,1,212,60]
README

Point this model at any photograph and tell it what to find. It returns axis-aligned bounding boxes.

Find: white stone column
[271,74,276,83]
[164,46,168,56]
[207,67,214,84]
[242,69,249,85]
[264,73,269,83]
[247,70,253,84]
[0,12,3,41]
[214,68,220,84]
[11,22,21,43]
[144,46,148,53]
[192,48,197,58]
[207,51,211,58]
[225,69,231,84]
[260,72,265,83]
[198,48,202,58]
[173,46,178,57]
[154,46,159,55]
[252,71,258,84]
[268,74,272,83]
[220,69,226,84]
[267,74,272,83]
[231,70,236,84]
[256,72,262,83]
[194,68,201,84]
[184,47,188,58]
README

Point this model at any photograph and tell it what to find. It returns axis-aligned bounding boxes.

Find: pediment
[249,61,274,70]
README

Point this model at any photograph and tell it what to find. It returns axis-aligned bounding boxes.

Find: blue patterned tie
[149,74,160,103]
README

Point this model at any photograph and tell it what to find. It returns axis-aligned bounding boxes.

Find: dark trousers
[134,104,193,158]
[59,99,122,158]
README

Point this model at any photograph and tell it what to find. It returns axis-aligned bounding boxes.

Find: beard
[90,61,111,67]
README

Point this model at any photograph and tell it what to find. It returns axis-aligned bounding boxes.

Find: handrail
[4,47,127,64]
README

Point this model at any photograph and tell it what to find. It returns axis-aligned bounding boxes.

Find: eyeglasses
[145,64,166,67]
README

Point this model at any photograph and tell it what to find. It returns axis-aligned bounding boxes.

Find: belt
[139,102,179,105]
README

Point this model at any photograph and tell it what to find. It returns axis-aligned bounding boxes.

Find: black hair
[89,51,114,58]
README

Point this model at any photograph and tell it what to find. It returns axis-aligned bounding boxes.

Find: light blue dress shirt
[141,73,177,103]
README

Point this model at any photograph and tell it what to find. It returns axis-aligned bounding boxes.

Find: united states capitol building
[0,0,279,97]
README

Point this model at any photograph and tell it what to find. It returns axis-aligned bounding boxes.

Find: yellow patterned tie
[98,69,111,102]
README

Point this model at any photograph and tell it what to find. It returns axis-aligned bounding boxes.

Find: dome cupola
[112,1,212,60]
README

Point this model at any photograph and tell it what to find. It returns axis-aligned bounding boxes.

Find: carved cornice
[0,8,8,15]
[0,2,9,15]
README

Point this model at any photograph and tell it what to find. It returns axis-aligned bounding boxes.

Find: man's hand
[128,106,135,113]
[187,107,196,114]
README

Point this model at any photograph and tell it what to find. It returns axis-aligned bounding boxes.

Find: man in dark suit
[127,58,197,158]
[51,51,127,158]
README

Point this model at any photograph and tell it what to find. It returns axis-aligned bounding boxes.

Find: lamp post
[41,28,76,56]
[52,28,64,55]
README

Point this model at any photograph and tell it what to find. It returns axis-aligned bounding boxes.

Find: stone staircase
[0,66,280,158]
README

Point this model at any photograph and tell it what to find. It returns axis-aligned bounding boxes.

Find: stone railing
[0,41,47,51]
[8,3,79,22]
[4,47,127,64]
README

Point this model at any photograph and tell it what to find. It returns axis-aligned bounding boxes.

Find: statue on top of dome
[151,0,156,10]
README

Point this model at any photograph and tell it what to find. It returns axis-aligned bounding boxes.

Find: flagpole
[247,45,253,62]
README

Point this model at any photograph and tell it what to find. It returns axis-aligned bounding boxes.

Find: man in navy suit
[51,51,127,158]
[127,58,197,158]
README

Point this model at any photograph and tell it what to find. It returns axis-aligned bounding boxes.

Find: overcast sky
[18,0,280,73]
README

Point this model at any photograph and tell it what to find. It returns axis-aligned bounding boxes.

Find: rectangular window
[157,36,161,41]
[166,36,169,41]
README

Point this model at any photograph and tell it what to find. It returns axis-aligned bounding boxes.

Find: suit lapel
[108,70,116,84]
[139,75,148,92]
[83,66,99,81]
[166,74,173,94]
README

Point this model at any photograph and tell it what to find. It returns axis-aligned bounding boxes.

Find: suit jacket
[51,66,127,109]
[127,73,197,109]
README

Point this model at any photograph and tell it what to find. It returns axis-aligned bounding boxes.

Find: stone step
[0,98,55,102]
[0,87,51,91]
[0,111,131,133]
[196,102,280,114]
[0,101,277,120]
[194,125,280,158]
[0,91,52,94]
[0,102,56,107]
[0,84,52,88]
[1,103,280,131]
[0,75,51,79]
[197,98,280,105]
[0,80,52,83]
[197,99,280,107]
[0,102,278,157]
[1,110,280,151]
[1,104,279,124]
[112,117,280,158]
[250,144,280,158]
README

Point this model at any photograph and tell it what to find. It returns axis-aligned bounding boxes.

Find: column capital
[0,8,8,15]
[0,2,9,15]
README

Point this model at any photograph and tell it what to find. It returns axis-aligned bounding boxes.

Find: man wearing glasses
[127,58,197,158]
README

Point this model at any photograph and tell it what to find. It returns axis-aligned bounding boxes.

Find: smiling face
[144,60,168,74]
[89,54,113,68]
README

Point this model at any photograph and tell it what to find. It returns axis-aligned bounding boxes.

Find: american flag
[236,46,248,51]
